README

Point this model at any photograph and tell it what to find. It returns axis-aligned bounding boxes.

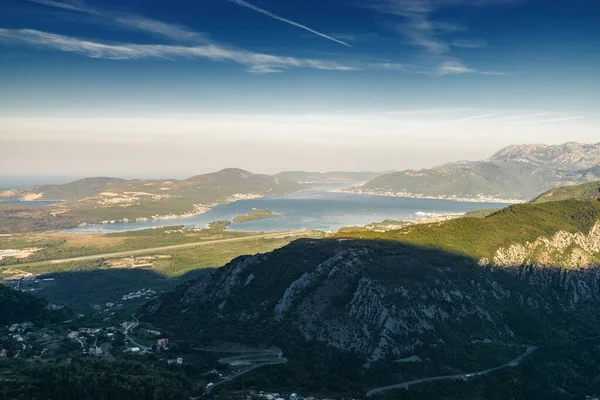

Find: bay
[67,184,509,234]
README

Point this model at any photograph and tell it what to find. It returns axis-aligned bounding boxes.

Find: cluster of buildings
[249,392,330,400]
[67,327,102,338]
[8,322,33,333]
[88,347,103,356]
[2,321,37,360]
[121,288,157,301]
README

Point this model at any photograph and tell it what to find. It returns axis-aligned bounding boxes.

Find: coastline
[332,188,526,204]
[80,193,267,227]
[341,212,466,232]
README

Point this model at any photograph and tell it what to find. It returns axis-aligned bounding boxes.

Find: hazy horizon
[2,0,599,176]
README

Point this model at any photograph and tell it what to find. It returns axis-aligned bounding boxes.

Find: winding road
[123,314,149,352]
[8,230,317,268]
[366,346,537,397]
[204,347,288,394]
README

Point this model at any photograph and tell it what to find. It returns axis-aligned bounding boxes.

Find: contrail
[228,0,351,47]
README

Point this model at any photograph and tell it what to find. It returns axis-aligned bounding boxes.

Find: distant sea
[67,184,510,234]
[0,200,64,206]
[0,176,83,189]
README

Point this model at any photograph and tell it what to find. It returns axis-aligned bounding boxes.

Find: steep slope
[351,142,600,201]
[532,181,600,203]
[337,200,600,266]
[142,200,600,397]
[0,284,48,325]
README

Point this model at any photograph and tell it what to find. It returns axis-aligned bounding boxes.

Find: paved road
[123,314,149,351]
[366,346,537,397]
[204,348,288,394]
[8,230,317,268]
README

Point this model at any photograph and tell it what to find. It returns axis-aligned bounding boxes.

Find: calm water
[67,184,509,234]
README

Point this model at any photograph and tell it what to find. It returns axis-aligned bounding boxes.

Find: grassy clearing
[0,232,311,279]
[0,225,271,266]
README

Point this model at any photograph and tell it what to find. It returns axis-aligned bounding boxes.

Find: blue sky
[0,0,599,175]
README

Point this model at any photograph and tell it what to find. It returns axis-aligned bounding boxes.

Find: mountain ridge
[0,169,303,233]
[140,198,600,397]
[351,142,600,201]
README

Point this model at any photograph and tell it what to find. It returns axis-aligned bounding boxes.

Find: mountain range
[0,169,303,232]
[274,171,384,184]
[350,142,600,201]
[141,189,600,398]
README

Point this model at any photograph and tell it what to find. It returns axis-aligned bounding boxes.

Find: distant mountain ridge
[351,142,600,201]
[0,169,303,232]
[275,171,385,184]
[489,142,600,169]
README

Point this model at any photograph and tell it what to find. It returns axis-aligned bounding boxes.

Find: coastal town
[333,186,526,204]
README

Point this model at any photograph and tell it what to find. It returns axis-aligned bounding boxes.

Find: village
[1,314,186,367]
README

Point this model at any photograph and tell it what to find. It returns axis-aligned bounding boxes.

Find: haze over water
[67,184,508,234]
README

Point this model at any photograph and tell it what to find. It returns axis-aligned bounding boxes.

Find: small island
[233,209,278,223]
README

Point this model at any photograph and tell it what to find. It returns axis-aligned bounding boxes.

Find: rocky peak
[489,142,600,169]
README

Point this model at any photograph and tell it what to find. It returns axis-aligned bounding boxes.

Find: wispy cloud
[532,116,586,123]
[28,0,98,14]
[452,38,487,48]
[0,28,356,72]
[18,0,355,73]
[329,32,379,43]
[435,59,506,76]
[14,0,509,77]
[492,112,551,121]
[28,0,207,43]
[227,0,351,47]
[454,112,499,122]
[365,0,517,75]
[452,111,585,124]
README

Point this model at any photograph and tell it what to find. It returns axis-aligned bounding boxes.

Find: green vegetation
[0,177,127,202]
[361,162,531,198]
[233,209,278,223]
[337,219,410,233]
[532,180,600,203]
[0,225,295,268]
[0,358,201,399]
[0,284,47,325]
[464,208,502,218]
[379,338,600,400]
[0,234,309,309]
[334,199,600,262]
[0,169,303,233]
[0,205,94,234]
[356,144,600,201]
[208,220,232,230]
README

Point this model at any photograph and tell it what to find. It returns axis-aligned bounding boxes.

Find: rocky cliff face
[485,221,600,268]
[145,232,600,366]
[489,142,600,170]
